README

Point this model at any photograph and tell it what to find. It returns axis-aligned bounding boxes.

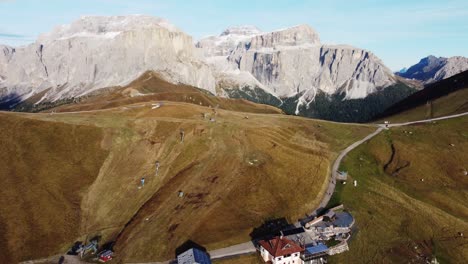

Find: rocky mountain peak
[38,15,180,42]
[220,25,262,36]
[248,24,321,50]
[196,26,262,57]
[397,55,468,83]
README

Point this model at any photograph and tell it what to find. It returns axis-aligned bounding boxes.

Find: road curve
[204,111,468,260]
[306,111,468,221]
[304,126,384,220]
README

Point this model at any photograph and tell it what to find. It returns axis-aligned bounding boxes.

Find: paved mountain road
[202,112,468,260]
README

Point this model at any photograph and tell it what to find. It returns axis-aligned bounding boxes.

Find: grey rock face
[0,45,15,81]
[196,25,262,57]
[397,55,468,83]
[248,24,320,50]
[1,16,404,112]
[0,15,216,103]
[225,25,395,99]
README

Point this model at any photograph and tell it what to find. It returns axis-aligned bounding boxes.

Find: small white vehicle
[151,102,162,109]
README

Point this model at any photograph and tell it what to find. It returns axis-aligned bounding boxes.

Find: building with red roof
[258,236,304,264]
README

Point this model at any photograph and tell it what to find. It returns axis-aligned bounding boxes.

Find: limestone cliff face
[0,15,216,103]
[196,25,262,57]
[2,16,404,118]
[0,46,13,81]
[226,25,396,99]
[248,24,320,49]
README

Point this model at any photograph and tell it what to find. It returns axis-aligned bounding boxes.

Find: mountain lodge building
[259,236,303,264]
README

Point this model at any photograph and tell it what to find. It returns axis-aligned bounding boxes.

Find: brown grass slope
[215,118,468,264]
[330,116,468,263]
[50,71,281,115]
[0,94,374,262]
[0,113,109,263]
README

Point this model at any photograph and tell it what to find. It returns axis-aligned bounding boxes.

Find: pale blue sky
[1,0,467,70]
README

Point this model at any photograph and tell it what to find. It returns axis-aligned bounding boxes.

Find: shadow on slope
[0,92,22,110]
[283,82,416,123]
[48,71,283,115]
[375,70,468,121]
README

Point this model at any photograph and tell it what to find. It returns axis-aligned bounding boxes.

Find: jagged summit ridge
[196,25,263,57]
[220,25,262,36]
[39,15,180,42]
[397,55,468,83]
[249,24,321,49]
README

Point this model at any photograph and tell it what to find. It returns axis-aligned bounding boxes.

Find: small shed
[177,248,211,264]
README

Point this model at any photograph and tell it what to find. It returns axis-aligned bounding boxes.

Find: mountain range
[1,15,466,122]
[397,55,468,83]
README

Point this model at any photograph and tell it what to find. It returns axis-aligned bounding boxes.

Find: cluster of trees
[223,86,282,107]
[13,97,83,113]
[281,83,416,123]
[223,82,417,123]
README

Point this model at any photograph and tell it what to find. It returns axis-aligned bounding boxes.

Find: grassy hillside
[0,113,109,263]
[0,97,374,262]
[15,71,281,115]
[377,70,468,123]
[215,116,468,264]
[329,116,468,263]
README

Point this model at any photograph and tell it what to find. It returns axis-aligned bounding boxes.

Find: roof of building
[281,227,305,236]
[177,248,211,264]
[259,236,303,257]
[324,210,336,219]
[332,212,354,228]
[305,244,329,255]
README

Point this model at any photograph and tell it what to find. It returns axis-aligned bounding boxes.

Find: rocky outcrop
[0,15,216,105]
[0,45,14,82]
[195,24,405,121]
[226,25,396,99]
[397,55,468,83]
[196,25,261,57]
[248,24,320,50]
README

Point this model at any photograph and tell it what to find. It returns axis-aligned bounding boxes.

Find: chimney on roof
[280,231,284,239]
